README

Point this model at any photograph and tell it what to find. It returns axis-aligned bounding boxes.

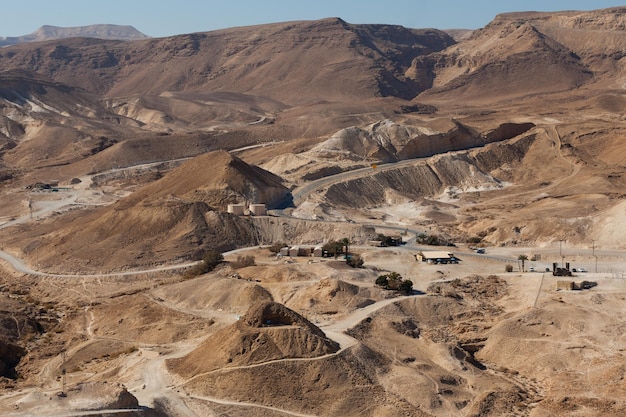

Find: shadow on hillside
[273,193,294,210]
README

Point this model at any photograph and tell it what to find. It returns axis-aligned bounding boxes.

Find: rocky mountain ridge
[0,18,455,101]
[0,8,624,255]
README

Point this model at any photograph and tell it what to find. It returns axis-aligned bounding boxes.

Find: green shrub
[376,271,412,293]
[268,242,286,254]
[375,275,389,288]
[184,250,224,278]
[399,280,413,294]
[202,250,223,270]
[346,253,364,268]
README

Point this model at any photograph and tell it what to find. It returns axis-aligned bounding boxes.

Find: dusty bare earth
[0,244,624,417]
[1,6,626,417]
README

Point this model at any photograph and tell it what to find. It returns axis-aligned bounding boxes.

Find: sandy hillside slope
[0,151,288,272]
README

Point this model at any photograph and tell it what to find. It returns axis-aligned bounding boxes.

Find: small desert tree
[322,240,344,259]
[376,272,402,290]
[346,253,363,268]
[341,237,351,255]
[399,279,413,294]
[386,271,403,290]
[518,254,528,272]
[185,250,224,278]
[202,250,224,271]
[268,242,287,254]
[375,275,389,288]
[375,272,412,294]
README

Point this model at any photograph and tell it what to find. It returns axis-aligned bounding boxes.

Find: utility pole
[60,351,67,397]
[592,239,598,273]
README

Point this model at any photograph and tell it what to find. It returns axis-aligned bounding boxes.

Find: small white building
[249,203,267,216]
[288,246,300,257]
[227,203,245,215]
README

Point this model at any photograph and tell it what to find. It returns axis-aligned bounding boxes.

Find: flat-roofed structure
[227,203,245,215]
[416,251,460,264]
[249,203,266,216]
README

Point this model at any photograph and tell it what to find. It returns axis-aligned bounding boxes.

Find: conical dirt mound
[168,301,339,378]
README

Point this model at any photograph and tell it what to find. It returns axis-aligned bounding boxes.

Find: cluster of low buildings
[277,245,325,258]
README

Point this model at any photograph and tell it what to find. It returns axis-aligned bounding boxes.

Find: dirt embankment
[322,133,534,208]
[249,216,376,245]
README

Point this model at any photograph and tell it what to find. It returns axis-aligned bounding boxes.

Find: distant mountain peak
[0,24,149,46]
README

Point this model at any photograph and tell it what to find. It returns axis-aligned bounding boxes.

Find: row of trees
[184,250,258,278]
[375,234,401,247]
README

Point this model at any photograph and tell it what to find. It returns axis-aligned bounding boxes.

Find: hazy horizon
[3,0,625,38]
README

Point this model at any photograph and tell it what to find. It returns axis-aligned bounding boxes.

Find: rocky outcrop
[310,119,535,163]
[322,153,503,208]
[66,382,139,410]
[0,295,51,380]
[0,340,25,379]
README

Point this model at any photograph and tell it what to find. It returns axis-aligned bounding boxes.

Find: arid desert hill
[0,18,454,101]
[0,151,292,272]
[0,9,625,165]
[418,7,626,105]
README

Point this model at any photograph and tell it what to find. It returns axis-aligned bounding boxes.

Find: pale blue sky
[3,1,625,38]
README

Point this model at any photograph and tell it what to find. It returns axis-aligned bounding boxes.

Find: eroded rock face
[66,382,139,410]
[310,119,536,163]
[0,294,51,380]
[0,340,25,379]
[11,382,157,417]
